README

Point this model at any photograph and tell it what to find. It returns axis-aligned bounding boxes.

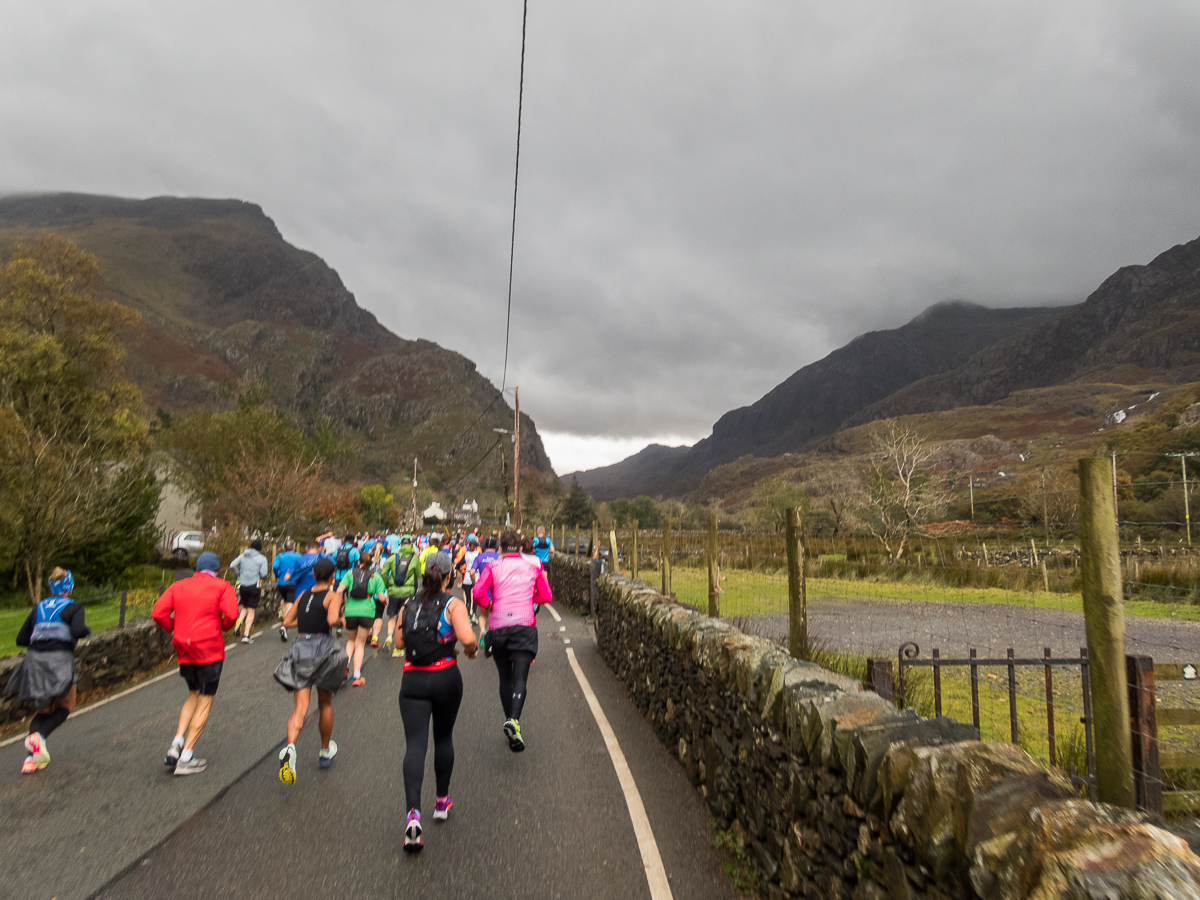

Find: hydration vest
[402,593,456,667]
[31,596,72,643]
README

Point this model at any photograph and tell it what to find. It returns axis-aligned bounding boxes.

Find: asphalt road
[2,602,738,900]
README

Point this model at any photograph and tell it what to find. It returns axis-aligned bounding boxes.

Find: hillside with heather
[0,193,553,488]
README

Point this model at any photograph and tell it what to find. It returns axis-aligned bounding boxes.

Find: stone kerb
[547,556,1200,900]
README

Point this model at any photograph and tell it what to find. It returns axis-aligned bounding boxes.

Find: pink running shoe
[433,795,453,821]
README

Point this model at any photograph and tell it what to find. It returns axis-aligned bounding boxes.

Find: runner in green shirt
[382,535,418,657]
[338,555,387,686]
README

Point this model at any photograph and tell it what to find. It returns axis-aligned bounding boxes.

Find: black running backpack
[349,568,372,599]
[402,593,456,667]
[335,546,352,569]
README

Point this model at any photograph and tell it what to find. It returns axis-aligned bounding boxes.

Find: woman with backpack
[395,552,478,854]
[338,554,386,686]
[275,558,348,783]
[6,568,90,773]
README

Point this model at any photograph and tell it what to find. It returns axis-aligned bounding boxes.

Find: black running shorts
[179,660,223,696]
[487,624,538,655]
[278,586,296,605]
[344,615,374,632]
[238,584,262,609]
[386,595,404,618]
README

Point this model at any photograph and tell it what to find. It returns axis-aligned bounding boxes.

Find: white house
[423,501,445,521]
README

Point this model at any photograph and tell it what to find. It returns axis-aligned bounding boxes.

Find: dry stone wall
[544,557,1200,900]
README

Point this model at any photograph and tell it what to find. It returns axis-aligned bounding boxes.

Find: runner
[273,539,301,641]
[385,530,401,559]
[382,534,418,655]
[229,539,270,644]
[472,531,553,752]
[274,558,349,784]
[333,534,359,587]
[532,526,555,564]
[460,535,481,622]
[396,551,479,853]
[6,568,90,774]
[320,531,342,558]
[417,532,443,577]
[152,551,238,776]
[338,554,386,686]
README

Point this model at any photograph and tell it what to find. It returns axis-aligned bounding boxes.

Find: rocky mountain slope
[568,301,1063,499]
[0,192,553,485]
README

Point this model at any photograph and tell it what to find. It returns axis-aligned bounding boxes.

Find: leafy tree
[59,463,163,585]
[558,476,596,527]
[0,235,153,602]
[610,495,659,528]
[522,490,540,527]
[359,484,396,531]
[748,478,808,533]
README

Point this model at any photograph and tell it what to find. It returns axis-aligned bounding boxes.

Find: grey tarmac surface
[3,601,738,900]
[735,595,1200,661]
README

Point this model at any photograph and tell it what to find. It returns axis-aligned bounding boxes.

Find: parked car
[170,530,205,561]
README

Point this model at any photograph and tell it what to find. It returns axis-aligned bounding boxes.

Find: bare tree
[801,461,863,535]
[858,423,951,562]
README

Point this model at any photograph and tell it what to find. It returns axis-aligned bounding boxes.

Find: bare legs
[176,691,214,751]
[286,687,334,749]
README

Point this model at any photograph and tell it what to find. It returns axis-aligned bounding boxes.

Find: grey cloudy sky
[3,2,1200,473]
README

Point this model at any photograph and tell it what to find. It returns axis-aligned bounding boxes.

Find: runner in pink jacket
[472,531,552,752]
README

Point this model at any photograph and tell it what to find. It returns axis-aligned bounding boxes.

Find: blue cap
[196,551,220,572]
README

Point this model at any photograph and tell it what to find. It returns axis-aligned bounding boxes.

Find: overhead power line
[501,0,529,393]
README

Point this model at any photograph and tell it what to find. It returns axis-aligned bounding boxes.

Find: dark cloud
[3,2,1200,470]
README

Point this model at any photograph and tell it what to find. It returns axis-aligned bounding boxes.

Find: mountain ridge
[0,192,553,487]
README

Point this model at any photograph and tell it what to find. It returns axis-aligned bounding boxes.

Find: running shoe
[318,740,338,769]
[352,676,366,687]
[279,743,297,784]
[370,636,379,648]
[384,636,393,653]
[24,733,49,769]
[174,757,207,776]
[233,615,244,634]
[164,742,182,768]
[403,809,423,854]
[241,635,254,644]
[336,626,343,638]
[21,755,43,774]
[391,647,403,659]
[279,624,288,642]
[503,718,525,753]
[433,795,453,821]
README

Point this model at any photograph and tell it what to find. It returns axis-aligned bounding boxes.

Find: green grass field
[640,564,1200,623]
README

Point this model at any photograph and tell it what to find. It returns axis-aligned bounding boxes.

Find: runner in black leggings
[396,552,478,854]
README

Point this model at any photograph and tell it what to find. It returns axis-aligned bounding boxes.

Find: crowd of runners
[5,524,557,855]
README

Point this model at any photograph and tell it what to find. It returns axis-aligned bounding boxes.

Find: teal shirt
[340,571,386,619]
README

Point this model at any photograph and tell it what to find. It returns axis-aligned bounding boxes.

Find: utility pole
[1166,452,1200,547]
[412,459,419,530]
[969,476,975,521]
[1112,451,1119,526]
[514,387,521,531]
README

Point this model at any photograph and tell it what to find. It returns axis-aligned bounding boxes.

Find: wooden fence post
[707,513,720,617]
[609,527,620,574]
[1127,654,1162,814]
[785,506,807,659]
[592,521,599,561]
[574,524,580,558]
[632,520,639,580]
[1079,456,1136,808]
[662,517,672,597]
[119,590,127,628]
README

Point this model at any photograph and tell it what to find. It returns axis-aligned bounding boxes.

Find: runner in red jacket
[152,551,237,776]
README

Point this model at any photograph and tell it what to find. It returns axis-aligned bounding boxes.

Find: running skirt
[5,648,76,709]
[273,633,348,693]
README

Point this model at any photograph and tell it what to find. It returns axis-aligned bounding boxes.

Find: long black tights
[31,707,69,738]
[493,647,535,720]
[399,666,463,814]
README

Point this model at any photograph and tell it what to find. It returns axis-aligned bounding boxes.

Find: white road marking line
[563,639,571,644]
[559,626,566,632]
[0,627,270,747]
[545,604,562,623]
[566,647,673,900]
